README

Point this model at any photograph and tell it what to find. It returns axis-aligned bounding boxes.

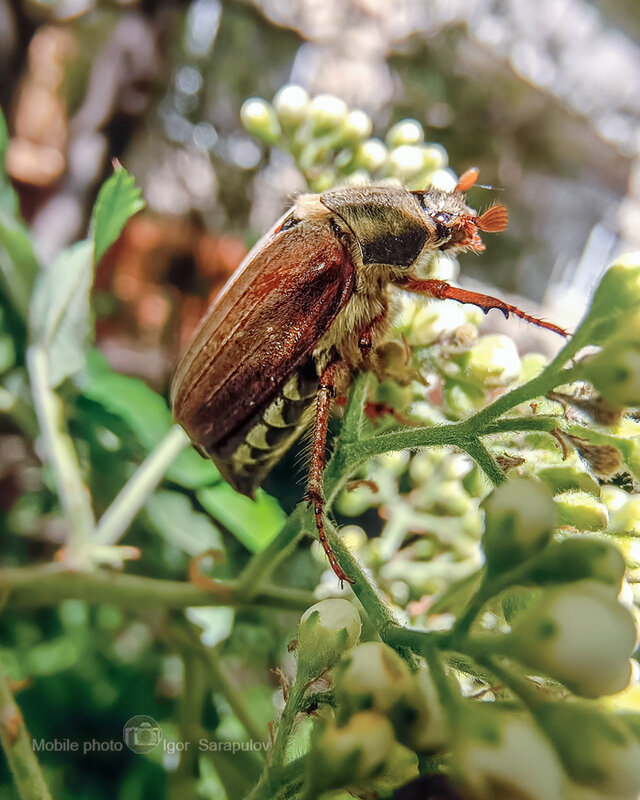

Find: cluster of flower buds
[241,86,453,192]
[294,601,452,796]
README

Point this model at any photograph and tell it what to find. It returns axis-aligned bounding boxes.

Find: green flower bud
[240,97,281,144]
[353,137,389,173]
[297,599,362,681]
[358,742,419,796]
[272,84,309,130]
[307,94,348,135]
[555,491,609,531]
[581,254,640,344]
[463,334,521,388]
[421,144,448,172]
[333,642,415,730]
[386,119,424,148]
[507,580,637,697]
[406,667,450,753]
[539,701,640,798]
[481,478,556,573]
[538,466,600,495]
[519,352,548,382]
[457,707,565,800]
[530,536,625,590]
[583,343,640,408]
[307,169,338,193]
[309,712,395,790]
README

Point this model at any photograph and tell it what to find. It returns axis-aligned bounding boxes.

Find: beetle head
[318,170,507,272]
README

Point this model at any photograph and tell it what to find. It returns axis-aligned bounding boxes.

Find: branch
[0,662,53,800]
[95,425,190,546]
[0,565,314,612]
[27,345,95,564]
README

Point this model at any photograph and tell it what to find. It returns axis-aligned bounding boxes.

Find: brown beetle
[171,169,566,583]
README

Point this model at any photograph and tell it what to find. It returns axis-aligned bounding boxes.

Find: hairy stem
[0,565,314,612]
[0,662,53,800]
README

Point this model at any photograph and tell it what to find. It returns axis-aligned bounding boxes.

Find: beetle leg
[398,278,568,337]
[357,305,390,362]
[305,360,355,585]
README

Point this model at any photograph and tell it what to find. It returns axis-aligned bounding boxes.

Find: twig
[0,662,53,800]
[95,425,190,546]
[27,345,95,564]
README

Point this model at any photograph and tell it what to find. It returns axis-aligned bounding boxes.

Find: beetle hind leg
[304,360,355,586]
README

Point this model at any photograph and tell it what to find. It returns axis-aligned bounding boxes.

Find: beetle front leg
[398,278,568,337]
[305,360,355,586]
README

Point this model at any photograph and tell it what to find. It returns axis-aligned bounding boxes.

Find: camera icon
[123,716,163,754]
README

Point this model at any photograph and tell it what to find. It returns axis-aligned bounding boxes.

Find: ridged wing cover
[171,216,356,455]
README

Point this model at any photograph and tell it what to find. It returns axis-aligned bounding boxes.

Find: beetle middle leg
[304,360,355,585]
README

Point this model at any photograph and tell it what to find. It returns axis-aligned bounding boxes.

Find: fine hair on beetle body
[171,169,566,584]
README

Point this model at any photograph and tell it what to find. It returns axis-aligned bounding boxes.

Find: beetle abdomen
[209,359,318,497]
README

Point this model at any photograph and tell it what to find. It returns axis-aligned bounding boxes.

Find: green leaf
[0,210,39,321]
[91,165,145,264]
[197,483,286,553]
[29,240,94,387]
[145,490,223,556]
[79,353,220,489]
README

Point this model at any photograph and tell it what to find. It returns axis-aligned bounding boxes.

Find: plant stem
[95,425,190,546]
[27,345,94,564]
[171,621,267,747]
[0,565,314,612]
[0,662,53,800]
[462,438,505,486]
[245,757,307,800]
[238,506,311,601]
[270,677,307,770]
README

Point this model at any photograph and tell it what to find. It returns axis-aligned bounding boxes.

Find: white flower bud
[341,109,373,142]
[458,708,564,800]
[333,642,415,726]
[508,580,638,697]
[482,478,556,573]
[388,145,427,180]
[240,97,281,144]
[297,599,362,681]
[354,138,389,173]
[428,169,458,191]
[310,712,395,790]
[307,94,348,134]
[539,701,640,799]
[386,119,425,148]
[273,84,309,129]
[464,334,521,387]
[421,144,448,171]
